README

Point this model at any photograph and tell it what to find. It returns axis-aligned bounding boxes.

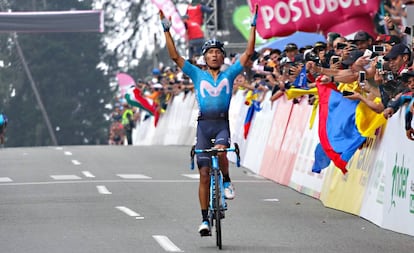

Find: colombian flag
[243,90,261,139]
[312,76,387,174]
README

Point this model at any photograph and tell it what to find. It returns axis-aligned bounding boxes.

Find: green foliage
[0,0,114,146]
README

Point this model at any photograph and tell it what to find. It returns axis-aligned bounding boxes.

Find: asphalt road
[0,145,413,253]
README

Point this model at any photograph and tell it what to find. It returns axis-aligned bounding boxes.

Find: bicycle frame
[190,143,240,249]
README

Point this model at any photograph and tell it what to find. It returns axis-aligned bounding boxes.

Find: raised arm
[160,11,185,69]
[239,4,258,67]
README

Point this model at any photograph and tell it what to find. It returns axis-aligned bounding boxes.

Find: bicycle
[190,142,241,250]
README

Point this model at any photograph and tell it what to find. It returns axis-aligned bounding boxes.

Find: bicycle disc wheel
[214,170,222,249]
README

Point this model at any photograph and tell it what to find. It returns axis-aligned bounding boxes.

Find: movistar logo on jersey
[200,79,230,97]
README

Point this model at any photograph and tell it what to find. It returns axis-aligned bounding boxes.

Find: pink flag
[151,0,186,37]
[116,73,136,96]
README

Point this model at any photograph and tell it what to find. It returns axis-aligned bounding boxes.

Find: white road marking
[64,151,72,156]
[116,174,151,179]
[96,185,111,194]
[263,198,280,202]
[182,174,199,179]
[0,177,12,182]
[82,171,95,178]
[116,206,144,219]
[0,179,270,186]
[71,160,81,165]
[244,171,265,179]
[50,175,81,180]
[153,235,183,252]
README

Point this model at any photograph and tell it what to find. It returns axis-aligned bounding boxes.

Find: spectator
[182,14,205,60]
[352,30,374,51]
[186,0,213,26]
[0,113,8,147]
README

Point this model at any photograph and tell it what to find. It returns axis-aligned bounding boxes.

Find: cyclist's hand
[160,11,171,32]
[251,4,258,27]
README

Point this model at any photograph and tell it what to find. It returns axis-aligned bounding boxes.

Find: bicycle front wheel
[214,170,222,249]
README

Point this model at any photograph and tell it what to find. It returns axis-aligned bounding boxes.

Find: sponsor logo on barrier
[390,154,409,210]
[410,194,414,214]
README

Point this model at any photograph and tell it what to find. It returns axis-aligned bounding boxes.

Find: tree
[0,0,114,146]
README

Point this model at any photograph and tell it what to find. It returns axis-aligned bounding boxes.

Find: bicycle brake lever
[234,143,241,167]
[190,145,195,170]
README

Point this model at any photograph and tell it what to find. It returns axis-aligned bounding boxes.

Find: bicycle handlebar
[190,143,241,170]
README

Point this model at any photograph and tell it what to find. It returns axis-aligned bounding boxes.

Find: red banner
[248,0,381,38]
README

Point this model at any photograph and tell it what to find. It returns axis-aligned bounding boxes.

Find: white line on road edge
[71,160,81,165]
[116,206,144,219]
[263,198,279,202]
[182,174,199,179]
[0,177,12,182]
[50,175,81,180]
[82,171,95,178]
[153,235,183,252]
[116,174,152,179]
[96,185,111,194]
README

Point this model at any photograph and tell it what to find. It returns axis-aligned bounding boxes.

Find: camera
[384,71,394,81]
[304,50,320,63]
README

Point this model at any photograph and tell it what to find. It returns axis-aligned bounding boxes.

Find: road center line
[116,206,143,219]
[152,235,183,252]
[82,171,95,178]
[97,185,111,194]
[71,160,81,165]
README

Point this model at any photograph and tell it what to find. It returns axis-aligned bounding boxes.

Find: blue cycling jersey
[182,60,243,118]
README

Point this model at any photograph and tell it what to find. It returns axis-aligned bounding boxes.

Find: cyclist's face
[204,48,224,69]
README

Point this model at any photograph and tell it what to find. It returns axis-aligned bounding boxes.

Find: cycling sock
[223,174,231,183]
[201,209,208,222]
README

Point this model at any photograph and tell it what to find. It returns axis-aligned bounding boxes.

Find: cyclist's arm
[160,11,185,69]
[239,4,258,67]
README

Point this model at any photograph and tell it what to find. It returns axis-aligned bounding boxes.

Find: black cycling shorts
[195,119,231,168]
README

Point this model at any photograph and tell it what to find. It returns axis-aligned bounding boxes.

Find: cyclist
[160,4,258,235]
[0,113,8,147]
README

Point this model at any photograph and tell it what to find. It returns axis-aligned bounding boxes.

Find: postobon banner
[248,0,381,37]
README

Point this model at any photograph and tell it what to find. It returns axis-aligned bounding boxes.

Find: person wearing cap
[382,71,414,140]
[313,41,329,68]
[160,5,258,236]
[280,42,299,64]
[369,43,412,110]
[353,30,373,51]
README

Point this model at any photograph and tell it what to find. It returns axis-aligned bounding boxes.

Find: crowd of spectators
[108,0,414,144]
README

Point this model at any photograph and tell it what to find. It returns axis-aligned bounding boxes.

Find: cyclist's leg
[195,121,213,234]
[214,121,235,199]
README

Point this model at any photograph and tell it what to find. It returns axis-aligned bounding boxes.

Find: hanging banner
[0,10,104,33]
[248,0,380,38]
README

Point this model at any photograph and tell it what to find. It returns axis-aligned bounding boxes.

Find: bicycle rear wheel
[214,170,222,249]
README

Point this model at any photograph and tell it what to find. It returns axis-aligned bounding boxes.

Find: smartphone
[358,71,366,84]
[336,42,347,49]
[363,49,373,58]
[376,56,384,71]
[404,26,412,35]
[331,56,340,64]
[342,90,354,96]
[373,45,385,53]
